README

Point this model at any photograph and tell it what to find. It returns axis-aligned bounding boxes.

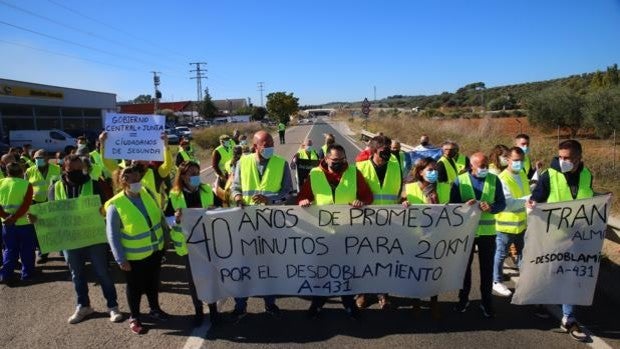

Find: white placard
[512,194,611,306]
[181,204,480,303]
[103,112,165,161]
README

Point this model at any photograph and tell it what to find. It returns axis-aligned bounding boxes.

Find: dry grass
[336,111,619,214]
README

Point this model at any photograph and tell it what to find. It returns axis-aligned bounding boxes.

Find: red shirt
[297,161,373,205]
[355,148,371,162]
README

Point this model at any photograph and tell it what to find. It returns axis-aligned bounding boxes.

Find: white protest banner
[181,204,480,303]
[103,112,165,161]
[512,194,611,306]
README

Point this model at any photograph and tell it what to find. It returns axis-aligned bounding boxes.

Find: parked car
[175,126,192,140]
[165,128,180,145]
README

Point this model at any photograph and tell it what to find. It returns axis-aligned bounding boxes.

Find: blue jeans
[1,224,36,280]
[234,296,276,312]
[562,304,575,319]
[64,243,118,309]
[493,231,524,282]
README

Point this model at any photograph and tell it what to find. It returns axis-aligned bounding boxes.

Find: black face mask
[67,170,86,183]
[446,150,457,158]
[391,150,400,155]
[329,162,346,172]
[420,141,429,147]
[379,149,392,161]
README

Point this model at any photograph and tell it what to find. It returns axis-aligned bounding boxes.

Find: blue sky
[1,0,619,105]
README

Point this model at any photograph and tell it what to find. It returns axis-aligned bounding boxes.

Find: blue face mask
[476,168,489,178]
[305,146,314,152]
[189,175,201,187]
[425,170,438,183]
[35,158,46,167]
[511,160,523,172]
[520,145,529,154]
[239,140,247,146]
[261,147,274,159]
[57,159,64,165]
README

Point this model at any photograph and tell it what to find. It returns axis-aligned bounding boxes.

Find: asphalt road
[1,119,618,349]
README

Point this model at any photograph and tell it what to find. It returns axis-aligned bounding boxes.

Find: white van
[9,129,77,153]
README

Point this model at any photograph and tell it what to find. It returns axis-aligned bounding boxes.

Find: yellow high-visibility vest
[169,184,214,256]
[0,177,30,225]
[438,156,458,184]
[239,154,286,205]
[25,164,61,203]
[405,182,450,204]
[356,159,401,204]
[215,145,233,174]
[298,149,319,160]
[54,179,94,201]
[458,172,497,236]
[309,166,357,205]
[547,167,593,203]
[495,170,530,234]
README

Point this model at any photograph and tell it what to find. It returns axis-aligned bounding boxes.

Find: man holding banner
[230,130,293,320]
[38,154,123,325]
[450,152,505,318]
[526,140,593,342]
[298,143,373,319]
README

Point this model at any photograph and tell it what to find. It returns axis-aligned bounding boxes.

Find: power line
[257,81,265,107]
[190,62,207,121]
[46,0,187,61]
[0,0,169,62]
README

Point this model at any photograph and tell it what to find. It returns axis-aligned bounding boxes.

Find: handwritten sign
[181,204,480,303]
[29,195,107,253]
[512,194,610,306]
[103,112,165,161]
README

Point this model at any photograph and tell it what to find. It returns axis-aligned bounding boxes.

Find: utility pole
[373,85,377,102]
[151,71,161,114]
[190,62,208,123]
[257,82,265,107]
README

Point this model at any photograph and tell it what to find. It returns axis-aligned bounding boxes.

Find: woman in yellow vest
[401,157,449,320]
[105,165,169,335]
[488,144,510,175]
[164,161,222,327]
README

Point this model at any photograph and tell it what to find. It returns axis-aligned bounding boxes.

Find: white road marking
[182,318,211,349]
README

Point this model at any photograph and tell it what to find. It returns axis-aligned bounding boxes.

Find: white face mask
[499,156,509,167]
[559,159,574,173]
[128,182,142,194]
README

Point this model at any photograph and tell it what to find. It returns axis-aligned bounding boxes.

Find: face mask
[260,147,274,159]
[329,162,345,172]
[239,140,247,146]
[35,158,46,167]
[499,157,509,167]
[305,146,314,152]
[425,170,438,183]
[189,175,201,187]
[520,145,529,154]
[476,168,489,178]
[223,140,231,147]
[446,149,457,158]
[511,160,523,172]
[559,159,574,173]
[128,182,142,194]
[67,170,84,183]
[379,149,392,161]
[391,150,400,155]
[57,159,64,165]
[420,141,429,147]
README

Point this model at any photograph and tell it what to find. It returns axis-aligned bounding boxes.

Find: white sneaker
[68,306,95,324]
[109,307,123,323]
[492,282,513,297]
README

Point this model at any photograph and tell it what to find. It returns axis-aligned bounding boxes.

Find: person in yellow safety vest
[89,140,112,179]
[514,133,544,182]
[526,139,592,342]
[298,143,372,320]
[0,153,13,179]
[277,121,286,144]
[318,133,335,160]
[19,144,34,170]
[25,149,61,263]
[437,141,470,185]
[488,144,510,175]
[222,145,244,207]
[0,162,35,283]
[355,135,402,310]
[390,140,411,178]
[99,131,172,208]
[492,147,530,298]
[176,139,199,167]
[230,130,294,320]
[449,152,506,318]
[104,165,170,335]
[212,134,234,190]
[401,157,450,320]
[27,154,123,324]
[163,161,222,327]
[290,139,320,192]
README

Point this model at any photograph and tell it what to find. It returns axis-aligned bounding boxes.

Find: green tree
[251,106,267,121]
[526,86,584,137]
[583,87,620,138]
[602,63,619,87]
[266,92,299,124]
[133,94,153,103]
[200,91,218,118]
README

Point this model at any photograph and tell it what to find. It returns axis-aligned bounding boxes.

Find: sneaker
[480,303,495,318]
[306,305,321,319]
[453,300,469,313]
[68,306,95,324]
[561,320,588,342]
[345,306,361,320]
[229,308,247,322]
[265,304,280,317]
[148,309,171,322]
[36,254,48,264]
[492,282,513,297]
[533,305,550,319]
[109,307,123,323]
[129,318,144,334]
[377,294,392,310]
